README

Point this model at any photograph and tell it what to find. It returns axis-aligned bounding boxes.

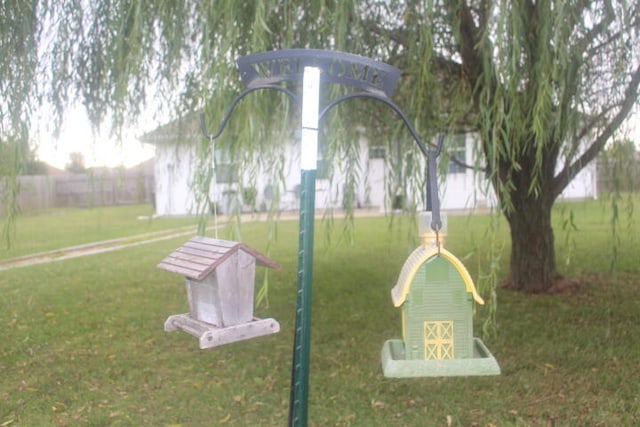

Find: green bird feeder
[381,212,500,378]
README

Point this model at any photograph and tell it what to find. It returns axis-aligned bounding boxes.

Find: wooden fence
[4,171,155,213]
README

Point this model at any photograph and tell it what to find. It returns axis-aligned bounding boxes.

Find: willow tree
[2,1,639,293]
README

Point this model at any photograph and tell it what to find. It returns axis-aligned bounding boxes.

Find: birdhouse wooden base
[164,313,280,349]
[380,338,500,378]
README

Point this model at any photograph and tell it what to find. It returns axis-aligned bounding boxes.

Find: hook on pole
[427,133,445,232]
[199,112,211,140]
[432,133,444,158]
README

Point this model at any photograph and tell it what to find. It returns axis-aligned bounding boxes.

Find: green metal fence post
[289,67,320,427]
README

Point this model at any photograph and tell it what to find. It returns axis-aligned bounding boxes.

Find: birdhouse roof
[157,236,279,281]
[390,245,484,307]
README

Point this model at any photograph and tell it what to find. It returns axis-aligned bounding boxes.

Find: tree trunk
[504,192,557,293]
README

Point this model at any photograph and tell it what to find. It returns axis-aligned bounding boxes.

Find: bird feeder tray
[381,337,500,378]
[165,314,280,349]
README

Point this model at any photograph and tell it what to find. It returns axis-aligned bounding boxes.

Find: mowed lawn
[1,205,201,260]
[1,200,639,426]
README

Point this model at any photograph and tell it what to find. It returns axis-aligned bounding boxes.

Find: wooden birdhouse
[158,236,280,349]
[381,213,500,377]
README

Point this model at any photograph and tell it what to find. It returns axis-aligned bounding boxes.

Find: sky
[35,106,157,170]
[34,102,640,171]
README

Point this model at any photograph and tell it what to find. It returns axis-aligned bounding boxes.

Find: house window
[448,134,467,174]
[214,148,238,184]
[316,158,330,180]
[316,138,329,180]
[424,320,454,360]
[369,145,386,159]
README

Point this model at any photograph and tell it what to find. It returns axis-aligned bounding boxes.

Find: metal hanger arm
[318,92,441,157]
[427,133,445,231]
[200,85,301,140]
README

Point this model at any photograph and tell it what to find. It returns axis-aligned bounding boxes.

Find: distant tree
[0,135,23,243]
[22,149,49,175]
[600,138,640,193]
[22,160,49,175]
[65,152,86,174]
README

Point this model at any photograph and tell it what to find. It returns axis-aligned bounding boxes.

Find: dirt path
[0,226,212,272]
[0,208,390,272]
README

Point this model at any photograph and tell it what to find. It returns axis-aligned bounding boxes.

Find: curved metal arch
[318,91,445,231]
[200,85,301,140]
[317,92,443,158]
[200,81,445,231]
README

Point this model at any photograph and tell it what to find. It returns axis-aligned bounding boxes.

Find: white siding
[154,144,198,216]
[152,132,596,216]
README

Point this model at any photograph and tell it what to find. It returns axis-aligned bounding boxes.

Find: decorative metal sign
[237,49,402,99]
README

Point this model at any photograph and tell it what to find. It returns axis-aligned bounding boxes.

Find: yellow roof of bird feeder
[390,239,484,308]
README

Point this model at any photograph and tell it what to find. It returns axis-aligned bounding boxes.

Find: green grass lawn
[1,205,201,259]
[1,200,638,426]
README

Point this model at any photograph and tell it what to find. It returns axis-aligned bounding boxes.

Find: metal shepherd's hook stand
[199,49,445,427]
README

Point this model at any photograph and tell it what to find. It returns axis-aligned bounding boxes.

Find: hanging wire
[209,135,219,239]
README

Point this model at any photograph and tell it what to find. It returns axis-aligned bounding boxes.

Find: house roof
[157,236,280,281]
[138,113,202,145]
[390,245,484,307]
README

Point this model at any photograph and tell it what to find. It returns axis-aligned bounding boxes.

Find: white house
[140,118,597,216]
